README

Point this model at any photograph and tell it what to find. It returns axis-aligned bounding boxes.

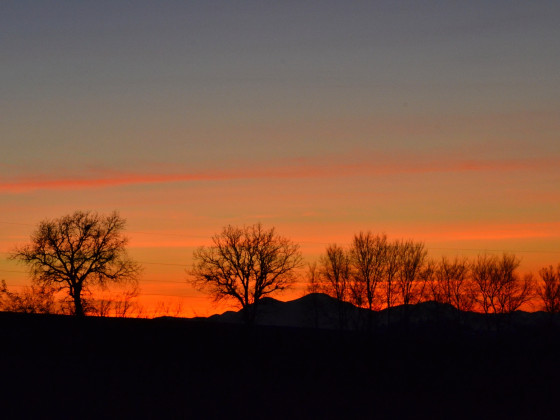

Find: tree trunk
[243,301,258,326]
[73,285,85,317]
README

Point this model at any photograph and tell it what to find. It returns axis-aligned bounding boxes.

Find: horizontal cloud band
[0,156,556,193]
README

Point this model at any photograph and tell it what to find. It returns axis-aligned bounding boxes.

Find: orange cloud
[0,155,556,193]
[419,222,560,242]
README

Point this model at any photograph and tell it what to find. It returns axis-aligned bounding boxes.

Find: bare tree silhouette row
[2,214,560,321]
[311,232,556,322]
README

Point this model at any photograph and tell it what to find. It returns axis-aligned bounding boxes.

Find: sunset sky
[1,1,559,316]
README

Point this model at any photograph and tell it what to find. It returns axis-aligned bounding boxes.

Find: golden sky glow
[1,1,559,316]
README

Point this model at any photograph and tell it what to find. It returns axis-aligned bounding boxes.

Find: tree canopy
[191,223,303,323]
[11,210,141,317]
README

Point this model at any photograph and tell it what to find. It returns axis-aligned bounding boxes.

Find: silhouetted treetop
[10,210,141,317]
[190,223,303,323]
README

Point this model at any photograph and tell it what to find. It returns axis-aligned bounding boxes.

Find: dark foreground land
[1,312,559,419]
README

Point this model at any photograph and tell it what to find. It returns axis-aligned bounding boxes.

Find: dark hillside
[208,293,557,333]
[1,311,559,419]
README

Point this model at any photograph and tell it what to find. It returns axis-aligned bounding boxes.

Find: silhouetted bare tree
[319,244,351,328]
[92,283,141,317]
[471,253,532,315]
[497,272,534,314]
[382,239,401,325]
[395,240,427,307]
[348,232,389,330]
[113,285,141,318]
[305,262,321,295]
[471,254,498,315]
[423,259,439,302]
[151,299,184,318]
[392,239,427,328]
[349,232,387,312]
[537,264,560,313]
[191,223,303,324]
[304,262,323,328]
[431,257,474,312]
[10,211,141,317]
[0,280,58,314]
[385,242,399,307]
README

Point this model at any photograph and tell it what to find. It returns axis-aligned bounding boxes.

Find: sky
[1,1,559,316]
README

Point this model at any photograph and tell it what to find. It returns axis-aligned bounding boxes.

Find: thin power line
[0,254,190,267]
[0,282,26,288]
[0,268,189,284]
[0,221,33,226]
[0,220,207,239]
[141,292,205,299]
[139,278,186,284]
[2,220,560,260]
[427,247,560,254]
[128,230,208,239]
[5,246,560,268]
[140,261,188,267]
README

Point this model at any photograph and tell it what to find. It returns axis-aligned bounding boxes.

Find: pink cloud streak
[0,156,556,193]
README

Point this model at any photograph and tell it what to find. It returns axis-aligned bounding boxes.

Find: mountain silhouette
[207,293,554,331]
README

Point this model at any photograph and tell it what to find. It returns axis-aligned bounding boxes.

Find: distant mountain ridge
[206,293,554,331]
